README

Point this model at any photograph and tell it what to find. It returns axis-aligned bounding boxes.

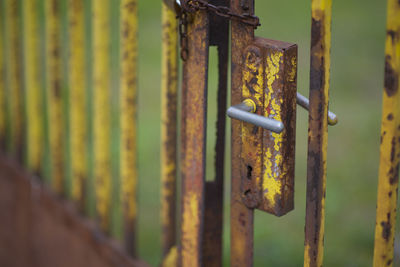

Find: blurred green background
[3,0,398,266]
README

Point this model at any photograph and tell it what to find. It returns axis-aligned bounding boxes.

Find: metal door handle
[227,99,284,133]
[296,92,338,126]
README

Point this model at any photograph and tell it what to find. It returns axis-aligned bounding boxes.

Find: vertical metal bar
[68,0,87,210]
[303,0,332,266]
[45,0,64,193]
[161,1,178,261]
[373,1,400,266]
[4,0,24,159]
[230,0,255,266]
[93,0,112,232]
[180,9,209,267]
[23,0,43,174]
[202,1,229,265]
[0,1,5,150]
[120,0,138,256]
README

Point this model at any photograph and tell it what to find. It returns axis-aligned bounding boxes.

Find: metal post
[120,0,138,257]
[4,0,24,160]
[0,2,5,150]
[180,8,209,267]
[230,0,255,266]
[93,0,112,232]
[45,0,64,194]
[304,0,332,266]
[373,0,400,266]
[24,0,43,174]
[68,0,87,210]
[161,0,178,263]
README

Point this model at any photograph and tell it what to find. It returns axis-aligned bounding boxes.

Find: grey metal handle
[227,99,284,133]
[296,92,338,126]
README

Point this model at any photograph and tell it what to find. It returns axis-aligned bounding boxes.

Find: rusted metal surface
[161,1,178,262]
[68,0,88,210]
[163,246,178,267]
[24,0,43,174]
[120,0,139,257]
[240,38,297,216]
[179,8,209,267]
[0,3,6,149]
[45,0,64,194]
[4,0,24,160]
[304,0,332,266]
[373,0,400,266]
[230,0,255,265]
[93,0,112,232]
[0,155,149,267]
[202,1,229,265]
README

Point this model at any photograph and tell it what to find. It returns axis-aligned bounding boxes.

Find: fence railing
[0,0,140,258]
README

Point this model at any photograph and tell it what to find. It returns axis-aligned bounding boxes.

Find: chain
[177,0,260,60]
[178,12,189,60]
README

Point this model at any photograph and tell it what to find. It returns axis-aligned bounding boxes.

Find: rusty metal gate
[0,0,399,266]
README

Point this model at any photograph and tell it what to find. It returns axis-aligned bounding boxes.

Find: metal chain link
[177,0,260,60]
[183,0,260,28]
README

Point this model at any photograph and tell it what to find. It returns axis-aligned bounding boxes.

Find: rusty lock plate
[240,37,297,216]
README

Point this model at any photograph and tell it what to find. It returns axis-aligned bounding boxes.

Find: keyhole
[247,165,253,180]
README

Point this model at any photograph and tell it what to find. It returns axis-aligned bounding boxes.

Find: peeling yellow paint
[120,0,138,225]
[69,0,87,207]
[93,0,112,231]
[373,0,400,266]
[161,1,178,259]
[263,51,283,208]
[181,193,200,267]
[0,7,4,147]
[240,39,296,216]
[45,0,64,193]
[162,246,178,267]
[4,0,23,157]
[304,0,332,266]
[241,46,264,198]
[23,0,43,172]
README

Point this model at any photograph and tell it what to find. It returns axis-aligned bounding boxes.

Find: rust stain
[179,9,209,267]
[161,1,178,261]
[45,0,64,194]
[69,0,88,211]
[230,0,255,266]
[373,0,400,266]
[304,1,332,266]
[239,38,297,216]
[384,56,399,97]
[120,0,139,256]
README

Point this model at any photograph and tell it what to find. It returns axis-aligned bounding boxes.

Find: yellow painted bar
[4,0,24,158]
[160,1,178,262]
[93,0,112,232]
[45,0,64,194]
[68,0,87,209]
[0,2,5,149]
[120,0,138,255]
[373,0,400,266]
[23,0,43,173]
[304,0,332,266]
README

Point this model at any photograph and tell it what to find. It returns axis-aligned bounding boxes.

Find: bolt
[240,0,249,10]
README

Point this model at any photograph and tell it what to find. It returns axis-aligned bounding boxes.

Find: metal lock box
[238,37,297,216]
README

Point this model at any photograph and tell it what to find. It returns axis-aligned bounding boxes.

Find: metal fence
[0,0,399,266]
